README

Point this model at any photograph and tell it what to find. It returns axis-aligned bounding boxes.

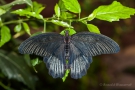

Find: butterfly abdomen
[65,44,69,53]
[64,43,70,60]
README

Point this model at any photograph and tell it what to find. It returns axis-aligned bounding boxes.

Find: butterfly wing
[43,44,66,78]
[69,32,120,79]
[71,32,120,56]
[18,33,66,78]
[19,33,63,57]
[69,43,93,79]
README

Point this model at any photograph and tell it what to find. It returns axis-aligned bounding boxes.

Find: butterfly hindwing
[43,44,66,78]
[69,43,93,79]
[70,56,92,79]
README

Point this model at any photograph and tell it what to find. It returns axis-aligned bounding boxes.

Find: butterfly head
[64,30,69,37]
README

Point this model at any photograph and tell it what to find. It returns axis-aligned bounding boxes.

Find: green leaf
[12,9,43,19]
[58,0,67,11]
[60,29,76,35]
[22,22,31,35]
[62,60,70,82]
[0,50,36,90]
[31,57,42,66]
[90,1,135,22]
[61,12,77,19]
[62,69,70,82]
[0,8,6,16]
[37,7,45,14]
[24,54,32,67]
[0,0,33,11]
[14,24,22,32]
[55,4,60,18]
[87,24,100,34]
[62,0,81,13]
[0,26,11,47]
[33,1,45,14]
[13,30,25,38]
[87,12,97,21]
[0,18,2,26]
[51,20,73,28]
[23,0,33,7]
[31,32,42,37]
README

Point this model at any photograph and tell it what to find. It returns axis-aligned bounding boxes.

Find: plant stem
[79,13,81,20]
[3,19,29,25]
[43,19,46,33]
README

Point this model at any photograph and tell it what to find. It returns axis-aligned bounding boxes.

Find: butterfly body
[64,30,70,60]
[19,30,120,79]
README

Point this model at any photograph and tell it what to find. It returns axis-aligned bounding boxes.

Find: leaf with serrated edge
[87,24,100,34]
[89,1,135,22]
[62,0,81,13]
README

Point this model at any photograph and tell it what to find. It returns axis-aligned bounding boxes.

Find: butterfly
[18,30,120,79]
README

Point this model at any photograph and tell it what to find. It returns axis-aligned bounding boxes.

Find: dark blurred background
[1,0,135,90]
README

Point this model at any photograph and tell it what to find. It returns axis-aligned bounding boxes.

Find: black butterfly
[18,30,120,79]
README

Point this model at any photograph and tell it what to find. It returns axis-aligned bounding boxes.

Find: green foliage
[61,12,77,19]
[0,50,36,90]
[0,0,135,89]
[0,0,32,13]
[51,20,73,28]
[62,69,70,82]
[11,1,44,19]
[32,1,45,14]
[87,24,100,34]
[14,23,22,32]
[89,1,135,22]
[0,8,6,16]
[62,0,81,13]
[55,4,61,18]
[31,32,42,37]
[0,26,11,47]
[31,57,42,66]
[12,9,43,19]
[22,22,31,35]
[60,29,76,35]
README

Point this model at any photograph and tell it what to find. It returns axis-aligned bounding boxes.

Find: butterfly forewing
[19,33,63,57]
[71,32,120,56]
